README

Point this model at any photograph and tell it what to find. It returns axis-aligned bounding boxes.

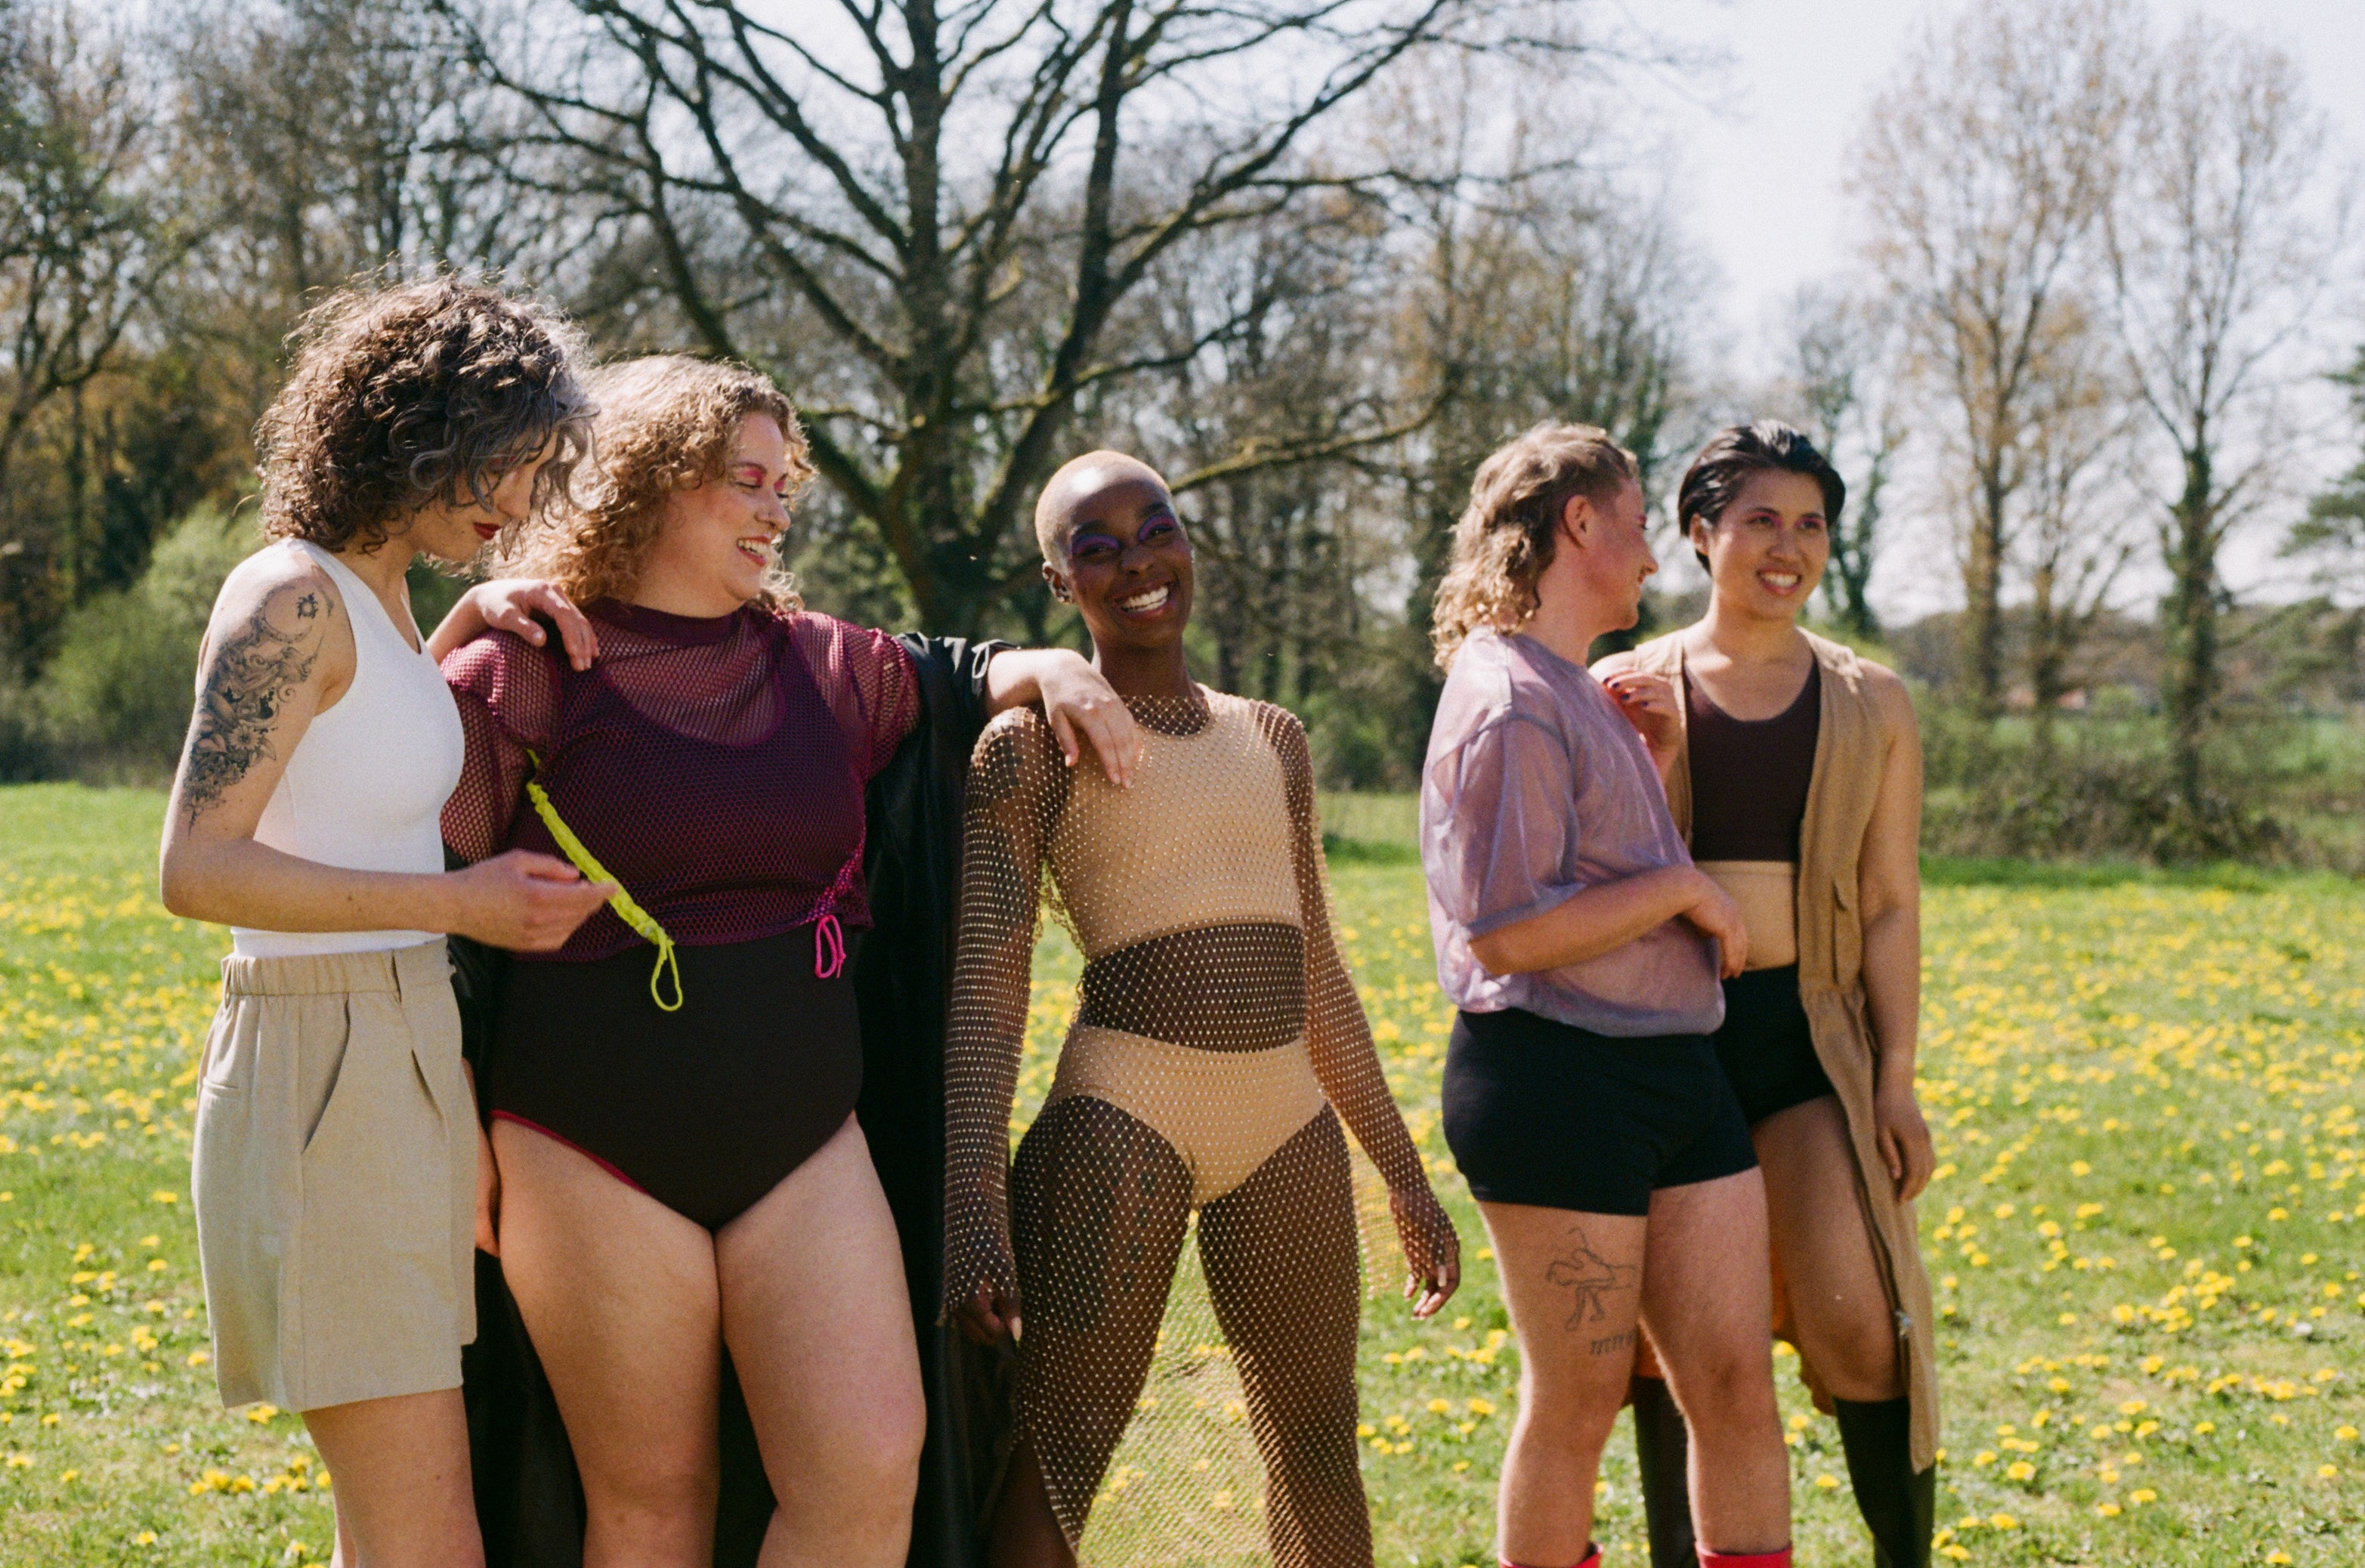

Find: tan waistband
[218,940,453,999]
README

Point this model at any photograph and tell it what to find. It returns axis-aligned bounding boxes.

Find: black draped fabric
[455,632,1013,1568]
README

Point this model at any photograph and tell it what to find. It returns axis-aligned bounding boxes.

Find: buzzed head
[1034,450,1173,564]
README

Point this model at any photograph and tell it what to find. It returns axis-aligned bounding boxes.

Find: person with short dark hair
[160,276,614,1568]
[1423,423,1793,1568]
[1597,419,1938,1568]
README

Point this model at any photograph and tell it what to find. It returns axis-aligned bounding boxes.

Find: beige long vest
[1626,628,1940,1471]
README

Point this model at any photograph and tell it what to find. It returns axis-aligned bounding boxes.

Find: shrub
[36,505,261,781]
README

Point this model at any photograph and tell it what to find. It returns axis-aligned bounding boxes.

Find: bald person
[940,450,1460,1568]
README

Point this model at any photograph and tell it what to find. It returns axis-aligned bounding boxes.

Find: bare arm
[982,646,1143,788]
[1266,709,1458,1315]
[941,713,1062,1344]
[1856,670,1932,1201]
[425,579,599,671]
[159,553,608,950]
[1469,865,1748,981]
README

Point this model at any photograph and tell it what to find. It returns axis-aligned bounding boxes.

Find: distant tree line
[1,0,2358,856]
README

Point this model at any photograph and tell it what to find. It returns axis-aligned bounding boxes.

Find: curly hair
[1430,423,1639,670]
[255,277,592,553]
[1677,419,1846,569]
[500,356,812,611]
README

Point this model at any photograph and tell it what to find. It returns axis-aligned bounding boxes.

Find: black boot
[1834,1396,1934,1568]
[1630,1375,1698,1568]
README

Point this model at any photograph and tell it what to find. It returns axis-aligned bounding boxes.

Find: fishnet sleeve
[784,611,923,780]
[941,707,1068,1321]
[1253,703,1427,1194]
[439,631,559,864]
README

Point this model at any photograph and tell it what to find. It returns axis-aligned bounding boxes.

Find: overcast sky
[1638,0,2364,613]
[1658,0,2365,345]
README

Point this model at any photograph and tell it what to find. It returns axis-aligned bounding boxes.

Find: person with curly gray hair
[159,276,613,1568]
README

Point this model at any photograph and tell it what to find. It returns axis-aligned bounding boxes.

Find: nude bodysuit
[944,689,1421,1567]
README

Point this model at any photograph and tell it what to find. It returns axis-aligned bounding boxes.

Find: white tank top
[230,542,466,957]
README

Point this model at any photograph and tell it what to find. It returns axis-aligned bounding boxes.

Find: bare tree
[1383,62,1702,637]
[1851,0,2129,714]
[1777,282,1904,639]
[2014,305,2135,755]
[166,0,567,417]
[2105,17,2351,809]
[434,0,1587,632]
[0,4,193,628]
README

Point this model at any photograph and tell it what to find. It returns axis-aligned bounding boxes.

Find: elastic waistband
[218,939,452,999]
[1724,963,1803,994]
[1455,1006,1709,1054]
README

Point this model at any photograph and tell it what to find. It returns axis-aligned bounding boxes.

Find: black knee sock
[1630,1376,1699,1568]
[1834,1396,1933,1568]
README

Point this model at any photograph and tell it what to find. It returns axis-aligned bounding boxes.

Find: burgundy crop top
[1685,661,1820,862]
[441,600,920,965]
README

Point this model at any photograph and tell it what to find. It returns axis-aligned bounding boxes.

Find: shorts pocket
[198,1003,252,1096]
[298,1000,357,1159]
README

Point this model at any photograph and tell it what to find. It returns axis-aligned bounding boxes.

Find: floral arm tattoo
[178,592,326,823]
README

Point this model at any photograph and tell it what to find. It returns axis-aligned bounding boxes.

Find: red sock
[1696,1551,1791,1568]
[1501,1551,1600,1568]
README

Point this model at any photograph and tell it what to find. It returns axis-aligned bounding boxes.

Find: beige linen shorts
[190,940,476,1412]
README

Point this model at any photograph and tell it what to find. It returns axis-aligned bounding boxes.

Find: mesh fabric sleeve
[941,707,1068,1320]
[1426,711,1585,939]
[786,611,923,781]
[439,631,560,864]
[1253,703,1429,1195]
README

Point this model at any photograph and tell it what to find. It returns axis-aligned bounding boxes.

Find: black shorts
[1442,1007,1757,1216]
[1714,965,1836,1126]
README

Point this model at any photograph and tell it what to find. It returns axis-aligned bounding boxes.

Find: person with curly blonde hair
[1419,423,1793,1568]
[160,276,613,1568]
[431,355,1142,1566]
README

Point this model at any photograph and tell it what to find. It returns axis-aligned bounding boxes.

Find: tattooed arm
[159,547,610,950]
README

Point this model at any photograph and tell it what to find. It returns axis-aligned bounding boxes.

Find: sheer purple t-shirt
[1420,629,1724,1038]
[441,601,920,966]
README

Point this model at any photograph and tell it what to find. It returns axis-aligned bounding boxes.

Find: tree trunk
[2159,447,2218,812]
[1963,472,2010,716]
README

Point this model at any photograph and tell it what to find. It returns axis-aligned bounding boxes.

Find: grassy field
[2,784,2361,1565]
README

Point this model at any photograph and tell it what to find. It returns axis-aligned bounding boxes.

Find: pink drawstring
[814,912,846,979]
[804,845,863,980]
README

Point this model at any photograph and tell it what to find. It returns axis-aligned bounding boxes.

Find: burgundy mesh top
[441,601,921,964]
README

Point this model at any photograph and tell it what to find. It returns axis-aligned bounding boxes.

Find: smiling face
[637,413,798,614]
[1040,456,1194,658]
[395,441,556,566]
[1691,468,1829,623]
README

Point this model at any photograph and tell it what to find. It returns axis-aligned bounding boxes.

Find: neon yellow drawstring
[522,752,683,1012]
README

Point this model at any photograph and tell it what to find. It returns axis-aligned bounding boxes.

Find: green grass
[5,784,2363,1563]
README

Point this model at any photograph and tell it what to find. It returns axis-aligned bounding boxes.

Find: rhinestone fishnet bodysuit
[944,689,1436,1566]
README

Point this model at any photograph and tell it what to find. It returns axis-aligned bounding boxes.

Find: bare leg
[1481,1202,1649,1566]
[493,1121,722,1568]
[302,1389,482,1568]
[1755,1096,1928,1565]
[1751,1096,1900,1401]
[1198,1110,1368,1568]
[1637,1169,1789,1557]
[717,1115,926,1568]
[986,1095,1194,1568]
